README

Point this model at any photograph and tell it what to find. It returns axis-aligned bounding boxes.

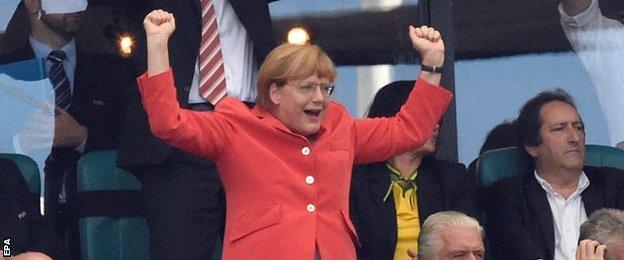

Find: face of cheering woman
[257,43,337,139]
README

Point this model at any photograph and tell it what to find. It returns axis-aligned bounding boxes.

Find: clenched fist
[144,9,176,42]
[409,25,445,67]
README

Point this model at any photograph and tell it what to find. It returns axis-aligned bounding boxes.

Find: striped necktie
[47,50,71,110]
[198,0,227,105]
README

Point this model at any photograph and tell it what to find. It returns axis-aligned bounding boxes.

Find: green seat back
[79,218,149,260]
[77,150,149,260]
[584,144,624,170]
[0,153,40,194]
[477,144,624,187]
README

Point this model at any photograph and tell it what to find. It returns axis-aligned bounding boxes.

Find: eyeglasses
[290,82,335,97]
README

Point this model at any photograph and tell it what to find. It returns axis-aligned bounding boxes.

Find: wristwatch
[421,64,443,73]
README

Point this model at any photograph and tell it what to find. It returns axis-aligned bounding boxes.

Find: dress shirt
[559,0,624,145]
[534,171,589,260]
[137,69,452,259]
[188,0,257,104]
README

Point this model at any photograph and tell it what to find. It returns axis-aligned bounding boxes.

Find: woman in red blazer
[138,10,452,259]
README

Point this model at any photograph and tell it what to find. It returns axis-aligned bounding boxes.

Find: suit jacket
[117,0,277,167]
[350,156,477,260]
[0,158,63,259]
[0,44,131,179]
[136,70,452,259]
[0,43,131,179]
[485,166,624,260]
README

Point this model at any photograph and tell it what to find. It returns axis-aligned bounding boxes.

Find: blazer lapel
[417,159,441,224]
[367,163,398,246]
[581,167,604,216]
[524,173,555,259]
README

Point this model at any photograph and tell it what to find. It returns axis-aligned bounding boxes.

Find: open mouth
[304,109,321,117]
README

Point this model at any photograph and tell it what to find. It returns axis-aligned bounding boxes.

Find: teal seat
[477,144,624,187]
[77,150,149,260]
[0,153,41,194]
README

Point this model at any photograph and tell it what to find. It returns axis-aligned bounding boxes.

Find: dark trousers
[131,149,225,260]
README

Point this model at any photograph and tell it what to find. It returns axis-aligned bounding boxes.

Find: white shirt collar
[29,35,77,61]
[534,170,590,199]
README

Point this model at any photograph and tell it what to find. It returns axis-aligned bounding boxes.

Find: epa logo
[3,238,10,257]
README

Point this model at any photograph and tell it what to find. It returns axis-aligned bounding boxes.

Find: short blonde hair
[256,43,336,108]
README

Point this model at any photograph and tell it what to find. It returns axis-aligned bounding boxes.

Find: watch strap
[421,64,443,73]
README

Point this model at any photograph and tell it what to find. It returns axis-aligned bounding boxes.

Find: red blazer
[137,70,452,259]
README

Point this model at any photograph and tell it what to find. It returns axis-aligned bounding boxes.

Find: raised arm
[353,26,452,164]
[137,10,231,160]
[410,25,445,86]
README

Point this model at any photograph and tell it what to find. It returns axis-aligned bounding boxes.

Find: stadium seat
[76,150,149,260]
[0,153,40,194]
[477,144,624,187]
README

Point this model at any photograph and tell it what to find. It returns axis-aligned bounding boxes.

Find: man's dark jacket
[485,166,624,260]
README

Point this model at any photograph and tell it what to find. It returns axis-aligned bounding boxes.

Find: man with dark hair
[576,208,624,260]
[485,89,624,260]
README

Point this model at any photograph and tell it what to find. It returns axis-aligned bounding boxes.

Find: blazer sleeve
[136,70,232,159]
[352,79,452,164]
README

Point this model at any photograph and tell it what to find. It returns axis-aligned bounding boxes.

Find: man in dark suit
[350,81,476,260]
[116,0,277,259]
[485,89,624,260]
[1,0,132,258]
[0,158,63,259]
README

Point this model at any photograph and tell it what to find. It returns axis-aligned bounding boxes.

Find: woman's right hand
[143,10,176,43]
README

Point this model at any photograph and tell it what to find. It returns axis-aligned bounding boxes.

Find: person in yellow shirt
[350,81,477,259]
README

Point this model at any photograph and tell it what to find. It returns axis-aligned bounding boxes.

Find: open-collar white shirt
[534,171,589,260]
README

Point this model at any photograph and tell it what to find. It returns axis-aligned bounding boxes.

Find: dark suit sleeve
[74,54,135,153]
[449,162,478,218]
[484,180,544,260]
